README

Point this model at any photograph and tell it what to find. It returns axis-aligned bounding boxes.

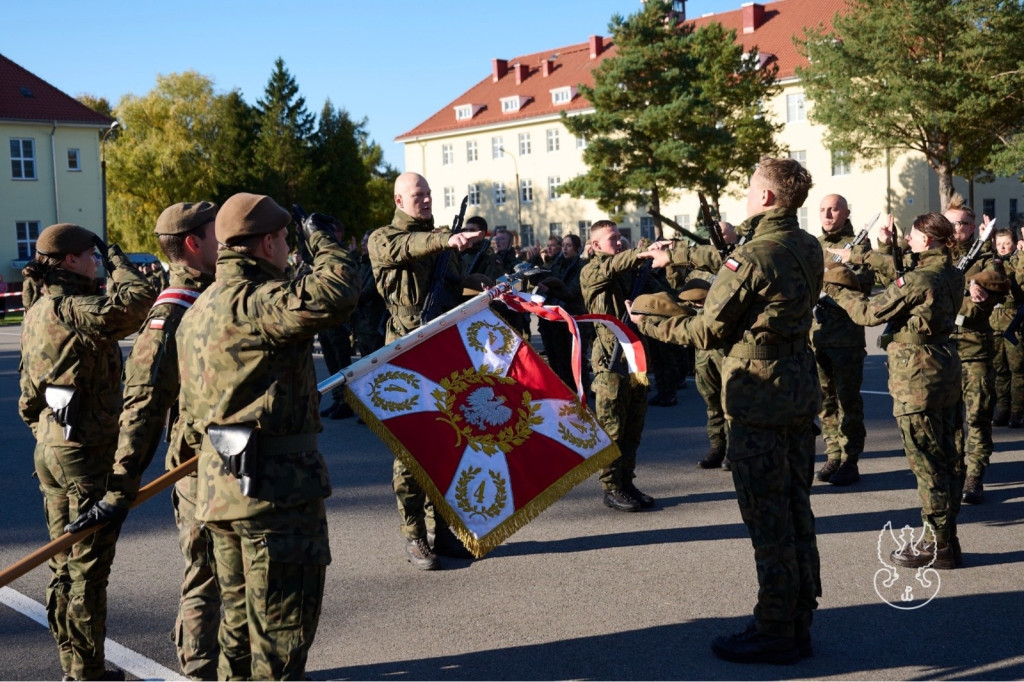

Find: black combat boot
[828,460,860,486]
[405,537,440,570]
[603,488,641,512]
[962,475,984,504]
[711,622,800,665]
[993,410,1009,427]
[624,482,655,508]
[815,458,841,482]
[698,448,726,469]
[890,540,957,570]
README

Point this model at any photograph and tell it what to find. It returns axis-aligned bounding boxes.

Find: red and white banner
[342,299,621,558]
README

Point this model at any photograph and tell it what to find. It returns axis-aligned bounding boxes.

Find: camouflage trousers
[955,359,995,478]
[694,349,726,454]
[726,418,821,639]
[592,370,649,490]
[814,345,866,463]
[992,334,1024,418]
[393,458,448,541]
[171,475,221,680]
[896,405,961,543]
[206,500,329,681]
[34,441,121,681]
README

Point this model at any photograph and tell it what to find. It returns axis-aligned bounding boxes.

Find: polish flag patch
[896,276,906,288]
[149,318,166,330]
[724,257,742,272]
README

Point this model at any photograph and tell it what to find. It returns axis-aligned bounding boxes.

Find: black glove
[91,235,116,273]
[302,213,340,244]
[64,500,127,534]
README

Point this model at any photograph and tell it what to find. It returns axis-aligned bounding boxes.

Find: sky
[5,0,741,170]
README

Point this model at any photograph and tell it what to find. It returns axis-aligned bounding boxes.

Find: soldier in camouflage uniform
[19,223,156,681]
[812,195,873,487]
[991,228,1024,427]
[176,193,359,680]
[831,212,965,570]
[368,172,486,570]
[352,230,386,359]
[66,202,222,680]
[632,159,822,664]
[580,220,655,513]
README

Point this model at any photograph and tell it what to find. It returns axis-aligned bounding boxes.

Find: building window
[550,86,577,105]
[494,182,506,206]
[16,220,41,260]
[786,93,806,123]
[520,179,533,203]
[578,220,592,231]
[468,184,480,206]
[521,224,535,247]
[549,223,563,239]
[548,176,561,200]
[1010,198,1018,223]
[674,215,691,232]
[789,150,807,166]
[444,186,456,208]
[576,135,588,150]
[640,217,655,241]
[831,150,851,176]
[983,198,996,220]
[501,97,522,113]
[442,143,453,166]
[519,132,531,156]
[455,104,473,120]
[466,140,478,162]
[11,138,36,179]
[546,128,560,152]
[492,137,504,159]
[67,148,81,171]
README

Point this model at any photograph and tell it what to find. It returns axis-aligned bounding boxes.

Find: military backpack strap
[153,287,201,310]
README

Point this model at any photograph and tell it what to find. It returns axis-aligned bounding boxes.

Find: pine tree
[254,57,315,208]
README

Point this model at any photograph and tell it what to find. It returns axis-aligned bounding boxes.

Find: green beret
[215,193,290,245]
[823,262,861,290]
[35,223,96,258]
[155,201,219,236]
[632,292,689,318]
[679,278,711,302]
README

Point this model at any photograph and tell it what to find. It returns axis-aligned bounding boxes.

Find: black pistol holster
[208,424,258,497]
[45,386,81,442]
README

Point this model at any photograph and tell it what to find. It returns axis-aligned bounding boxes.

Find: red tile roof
[0,53,114,127]
[397,0,845,141]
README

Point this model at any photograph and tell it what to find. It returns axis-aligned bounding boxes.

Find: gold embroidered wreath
[369,370,420,413]
[556,402,600,450]
[454,466,508,519]
[433,365,541,455]
[466,320,516,356]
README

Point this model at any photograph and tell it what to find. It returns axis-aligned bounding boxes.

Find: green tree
[210,89,259,199]
[254,58,315,209]
[795,0,1024,207]
[359,130,400,230]
[308,100,371,238]
[560,0,780,234]
[106,71,223,253]
[76,94,114,118]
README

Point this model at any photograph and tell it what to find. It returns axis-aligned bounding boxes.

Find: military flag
[336,288,638,557]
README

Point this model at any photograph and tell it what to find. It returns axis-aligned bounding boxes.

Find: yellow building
[1,53,114,290]
[398,0,1022,245]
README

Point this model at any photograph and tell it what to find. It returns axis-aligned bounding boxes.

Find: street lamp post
[498,146,522,236]
[100,120,120,244]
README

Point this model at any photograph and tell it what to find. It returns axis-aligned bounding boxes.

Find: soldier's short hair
[945,193,975,219]
[913,212,955,248]
[590,220,616,238]
[158,222,211,262]
[466,216,488,231]
[757,157,813,209]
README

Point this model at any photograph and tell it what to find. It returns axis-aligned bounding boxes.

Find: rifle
[466,237,493,276]
[831,212,881,263]
[289,204,314,265]
[420,195,468,324]
[646,208,710,246]
[698,192,733,260]
[877,226,908,350]
[1004,305,1024,345]
[956,218,996,273]
[608,259,652,376]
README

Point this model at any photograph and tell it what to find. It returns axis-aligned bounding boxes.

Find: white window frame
[548,176,561,200]
[10,138,36,180]
[550,86,577,105]
[789,150,807,166]
[466,140,478,162]
[16,220,41,260]
[67,148,81,171]
[468,184,480,206]
[546,128,560,153]
[520,179,534,203]
[519,132,532,156]
[576,135,588,150]
[831,150,851,176]
[441,143,453,166]
[494,182,506,206]
[521,224,535,247]
[786,93,806,123]
[548,222,563,239]
[444,186,456,209]
[492,136,504,159]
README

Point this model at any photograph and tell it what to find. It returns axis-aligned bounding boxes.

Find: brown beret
[972,269,1010,293]
[679,279,711,302]
[155,201,219,236]
[823,262,861,290]
[215,193,290,244]
[35,223,96,257]
[632,292,689,318]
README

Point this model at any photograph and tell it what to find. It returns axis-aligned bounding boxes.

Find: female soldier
[831,212,964,569]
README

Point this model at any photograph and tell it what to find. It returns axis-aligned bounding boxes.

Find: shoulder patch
[896,276,906,288]
[149,318,166,330]
[154,287,201,309]
[724,257,742,272]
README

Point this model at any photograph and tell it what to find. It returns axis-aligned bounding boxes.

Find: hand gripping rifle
[421,195,468,324]
[608,258,653,376]
[831,212,881,263]
[698,192,742,261]
[877,225,909,350]
[956,218,996,273]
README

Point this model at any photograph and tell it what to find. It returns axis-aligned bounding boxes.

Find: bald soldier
[812,194,873,486]
[369,172,486,570]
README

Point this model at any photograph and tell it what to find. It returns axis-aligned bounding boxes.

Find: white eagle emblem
[460,387,513,429]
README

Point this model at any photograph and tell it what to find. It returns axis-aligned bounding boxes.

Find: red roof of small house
[397,0,846,141]
[0,53,114,127]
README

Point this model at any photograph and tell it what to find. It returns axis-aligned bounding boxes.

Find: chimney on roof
[513,62,528,85]
[589,35,604,59]
[493,58,508,82]
[542,59,553,78]
[742,3,765,34]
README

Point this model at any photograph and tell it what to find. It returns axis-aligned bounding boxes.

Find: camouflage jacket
[104,264,214,507]
[832,247,963,415]
[993,250,1024,333]
[581,248,655,372]
[813,221,873,349]
[637,208,823,426]
[368,209,461,343]
[19,246,157,446]
[951,237,1002,361]
[177,231,359,522]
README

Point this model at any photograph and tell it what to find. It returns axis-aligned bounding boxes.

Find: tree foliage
[254,57,315,210]
[309,100,371,238]
[795,0,1024,207]
[560,0,780,232]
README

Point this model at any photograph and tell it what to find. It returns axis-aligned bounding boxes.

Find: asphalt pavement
[0,320,1021,681]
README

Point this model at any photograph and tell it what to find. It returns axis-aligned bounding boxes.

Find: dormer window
[501,96,531,114]
[454,103,485,121]
[550,86,577,105]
